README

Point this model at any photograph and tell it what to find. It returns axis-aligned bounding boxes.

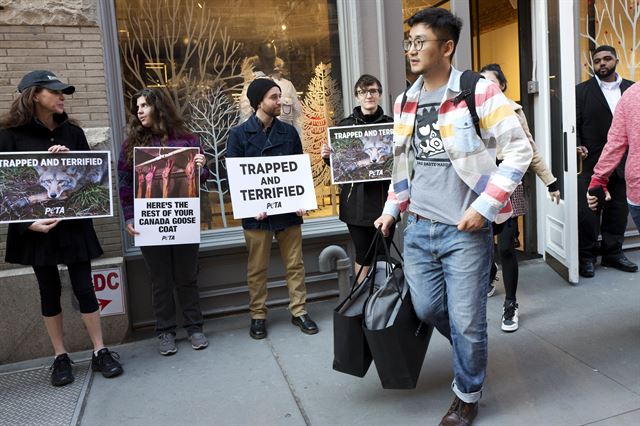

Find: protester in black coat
[0,70,122,387]
[322,74,395,280]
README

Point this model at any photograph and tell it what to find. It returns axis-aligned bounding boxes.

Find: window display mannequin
[239,41,303,137]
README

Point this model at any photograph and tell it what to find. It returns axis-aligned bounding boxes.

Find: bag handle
[345,230,383,300]
[372,227,405,298]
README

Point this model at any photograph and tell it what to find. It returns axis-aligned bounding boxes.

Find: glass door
[534,0,580,283]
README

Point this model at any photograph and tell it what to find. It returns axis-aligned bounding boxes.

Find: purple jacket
[117,133,208,221]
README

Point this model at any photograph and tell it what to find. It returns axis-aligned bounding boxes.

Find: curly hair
[123,87,188,164]
[0,87,42,128]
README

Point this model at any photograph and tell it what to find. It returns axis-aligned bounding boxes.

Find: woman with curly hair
[0,70,123,386]
[118,87,209,356]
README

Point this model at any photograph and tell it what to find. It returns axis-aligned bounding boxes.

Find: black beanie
[247,78,281,111]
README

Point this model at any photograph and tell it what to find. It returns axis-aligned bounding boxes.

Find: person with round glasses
[321,74,394,281]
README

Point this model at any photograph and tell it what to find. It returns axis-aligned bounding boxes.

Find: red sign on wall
[92,267,125,317]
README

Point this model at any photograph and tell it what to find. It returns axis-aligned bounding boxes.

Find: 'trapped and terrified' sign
[226,154,317,219]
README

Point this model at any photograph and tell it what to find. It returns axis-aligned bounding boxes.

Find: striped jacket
[382,67,532,224]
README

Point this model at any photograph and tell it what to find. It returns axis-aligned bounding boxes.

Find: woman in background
[0,70,123,386]
[321,74,395,281]
[118,87,209,356]
[480,64,561,332]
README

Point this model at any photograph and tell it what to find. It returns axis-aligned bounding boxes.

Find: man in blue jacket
[227,78,319,339]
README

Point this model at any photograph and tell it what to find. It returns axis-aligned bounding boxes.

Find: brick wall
[0,24,124,269]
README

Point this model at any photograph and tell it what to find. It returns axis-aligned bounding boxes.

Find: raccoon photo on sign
[0,152,112,223]
[327,122,394,184]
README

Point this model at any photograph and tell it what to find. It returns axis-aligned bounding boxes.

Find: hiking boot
[50,353,74,387]
[158,332,177,356]
[501,300,519,332]
[91,348,123,378]
[439,396,478,426]
[189,332,209,350]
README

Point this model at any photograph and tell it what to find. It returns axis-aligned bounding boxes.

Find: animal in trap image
[327,123,393,184]
[0,152,112,223]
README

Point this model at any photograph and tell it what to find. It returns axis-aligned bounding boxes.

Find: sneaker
[50,353,74,387]
[189,332,209,350]
[158,332,178,356]
[91,348,123,378]
[501,301,519,332]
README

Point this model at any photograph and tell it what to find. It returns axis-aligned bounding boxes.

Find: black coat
[227,114,304,231]
[0,113,103,266]
[576,76,634,176]
[330,106,393,227]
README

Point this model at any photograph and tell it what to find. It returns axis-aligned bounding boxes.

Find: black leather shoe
[50,353,74,387]
[291,314,319,335]
[601,256,638,272]
[439,396,478,426]
[91,348,123,378]
[579,259,595,278]
[250,319,267,339]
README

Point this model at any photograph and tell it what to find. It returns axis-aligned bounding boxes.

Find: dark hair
[593,45,617,58]
[0,86,79,129]
[480,63,507,92]
[124,87,189,164]
[406,7,463,59]
[353,74,382,96]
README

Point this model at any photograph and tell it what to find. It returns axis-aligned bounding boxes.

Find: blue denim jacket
[227,114,304,231]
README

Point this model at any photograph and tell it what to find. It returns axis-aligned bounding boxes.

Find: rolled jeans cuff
[452,380,482,404]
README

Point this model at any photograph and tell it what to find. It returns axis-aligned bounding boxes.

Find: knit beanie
[247,78,281,111]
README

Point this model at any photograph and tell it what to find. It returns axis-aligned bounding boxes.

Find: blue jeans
[403,214,492,403]
[629,203,640,231]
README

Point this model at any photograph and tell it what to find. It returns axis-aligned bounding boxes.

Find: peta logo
[47,75,58,80]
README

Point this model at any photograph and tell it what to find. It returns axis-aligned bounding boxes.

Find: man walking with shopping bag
[375,8,532,425]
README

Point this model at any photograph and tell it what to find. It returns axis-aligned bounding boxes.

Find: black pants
[33,262,99,317]
[347,224,396,266]
[140,243,204,335]
[496,218,518,303]
[578,171,628,262]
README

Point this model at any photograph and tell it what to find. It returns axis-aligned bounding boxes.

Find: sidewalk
[2,252,639,426]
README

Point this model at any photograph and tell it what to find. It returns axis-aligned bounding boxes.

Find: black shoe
[601,256,638,272]
[250,319,267,340]
[579,259,595,278]
[291,314,319,335]
[50,353,74,387]
[91,348,123,378]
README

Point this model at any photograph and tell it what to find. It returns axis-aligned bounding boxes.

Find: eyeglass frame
[356,88,381,97]
[403,38,447,52]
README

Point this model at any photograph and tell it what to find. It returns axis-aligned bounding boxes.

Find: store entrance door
[534,0,580,284]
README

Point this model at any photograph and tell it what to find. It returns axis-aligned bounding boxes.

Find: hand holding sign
[226,154,317,219]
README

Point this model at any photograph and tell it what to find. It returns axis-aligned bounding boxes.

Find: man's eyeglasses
[403,38,445,52]
[356,89,380,97]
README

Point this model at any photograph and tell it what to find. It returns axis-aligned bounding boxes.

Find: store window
[115,0,343,230]
[578,0,639,82]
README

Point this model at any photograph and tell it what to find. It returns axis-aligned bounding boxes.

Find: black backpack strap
[452,70,483,138]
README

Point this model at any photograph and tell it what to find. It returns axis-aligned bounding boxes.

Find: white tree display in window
[120,0,243,116]
[580,0,639,80]
[187,86,239,228]
[301,62,342,196]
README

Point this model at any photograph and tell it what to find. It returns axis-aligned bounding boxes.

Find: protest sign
[0,151,112,224]
[327,123,394,184]
[133,147,200,246]
[92,266,126,317]
[226,154,317,219]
